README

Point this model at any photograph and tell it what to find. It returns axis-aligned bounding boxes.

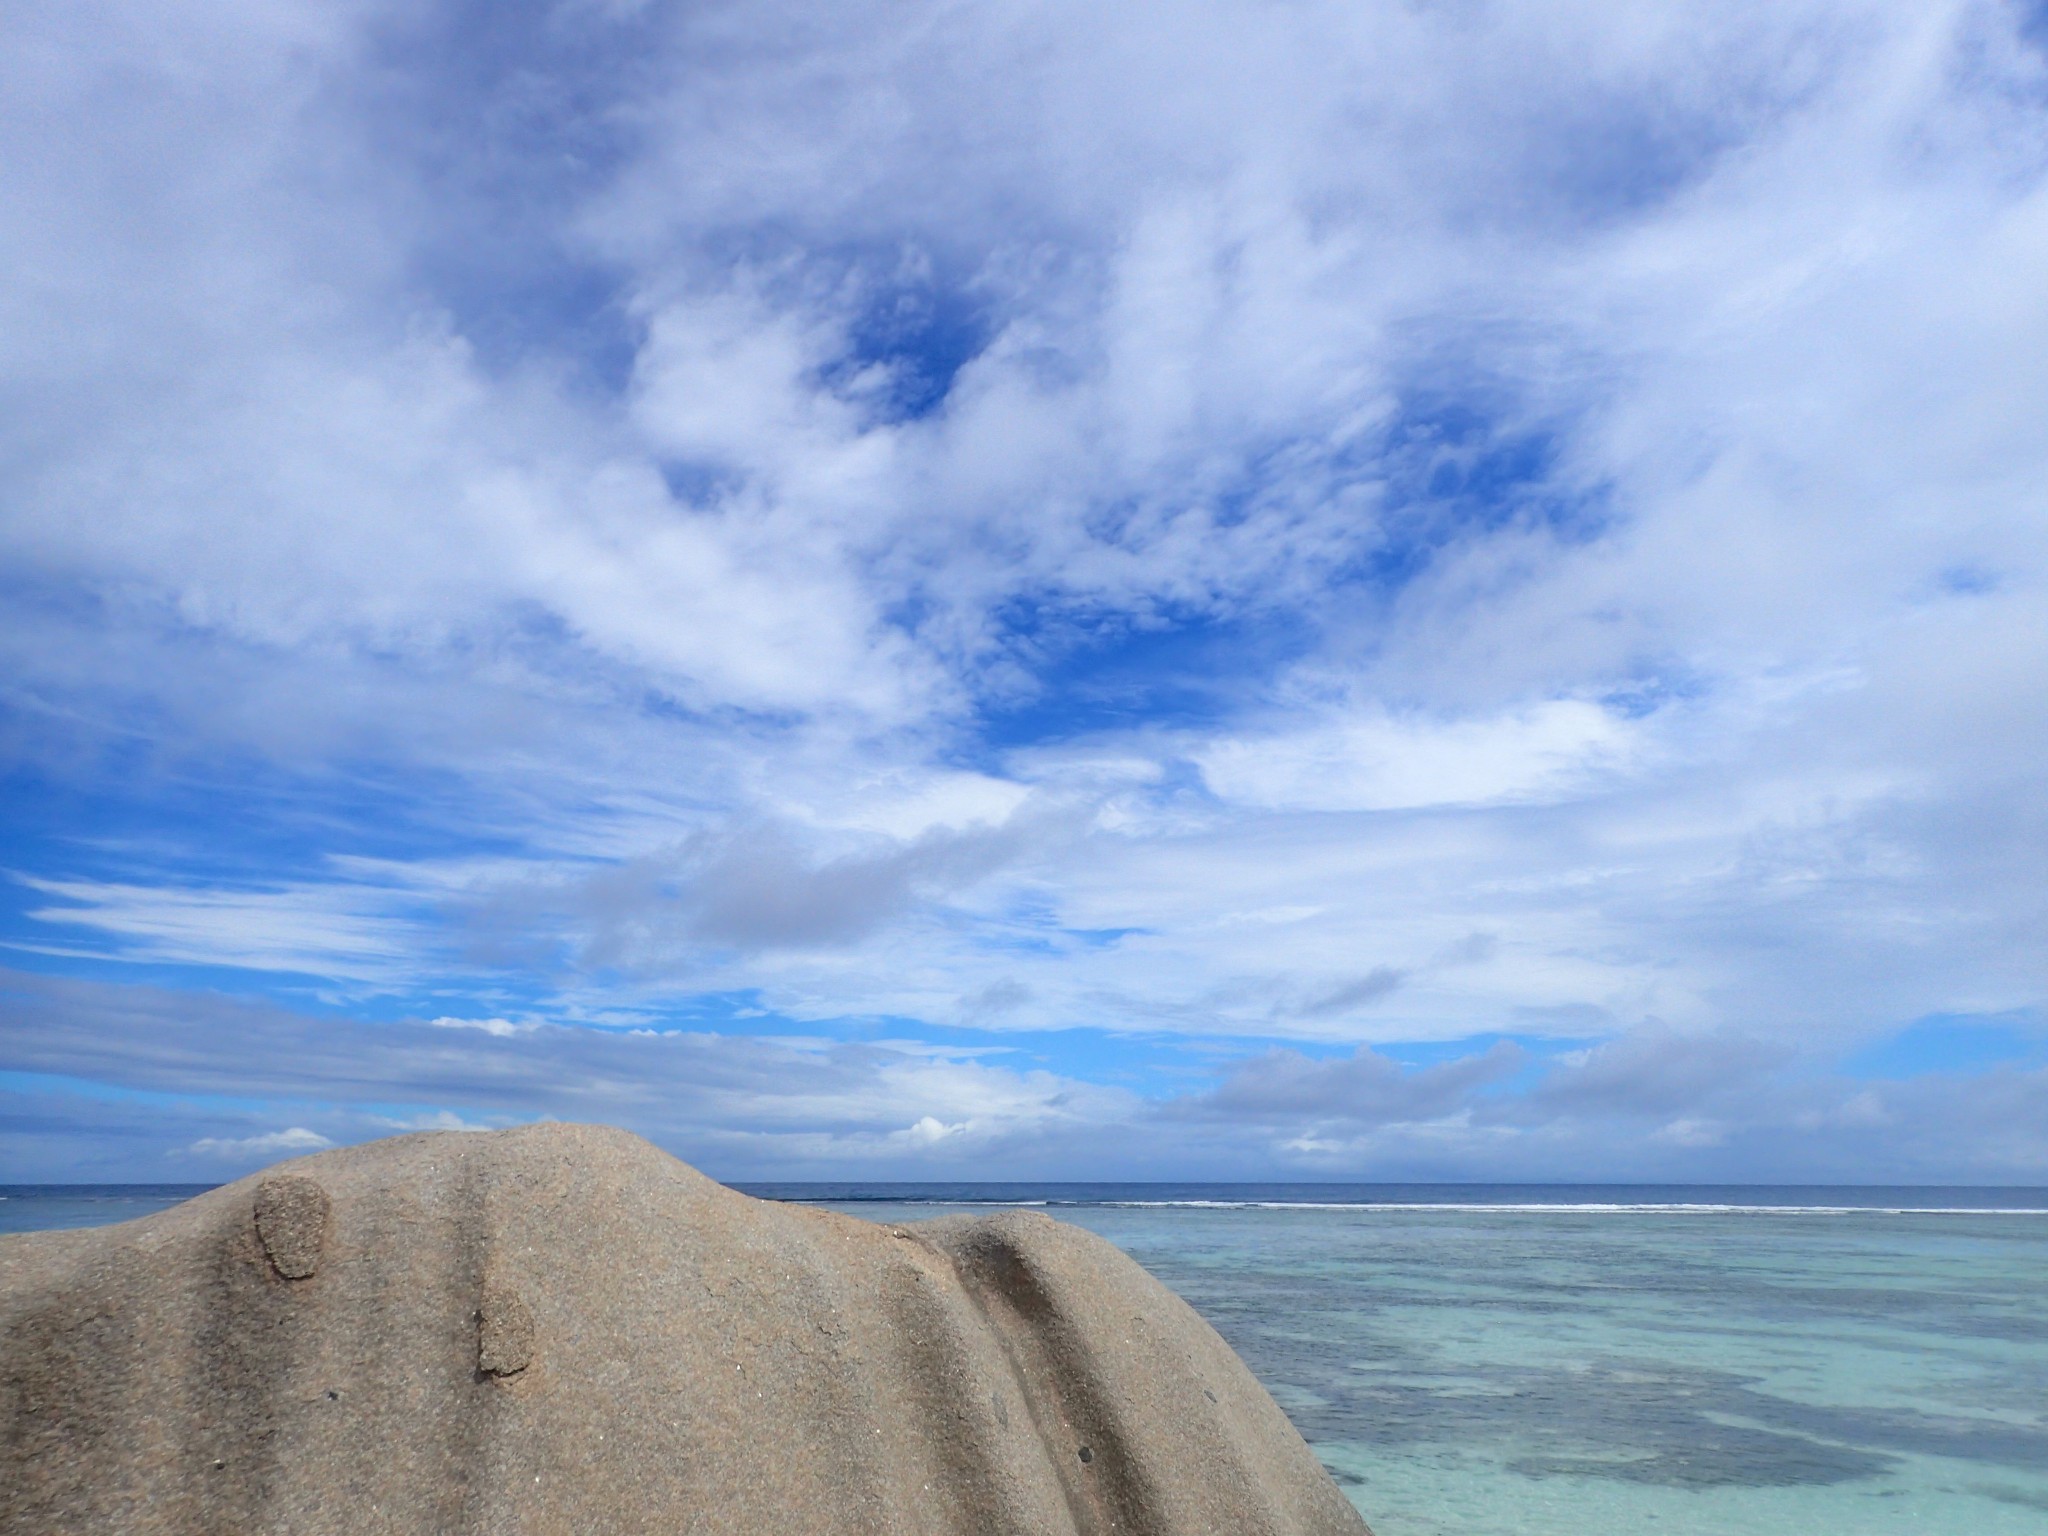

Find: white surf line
[821,1198,2048,1215]
[1094,1200,2048,1214]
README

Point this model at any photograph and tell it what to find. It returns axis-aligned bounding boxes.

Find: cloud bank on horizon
[3,0,2045,1181]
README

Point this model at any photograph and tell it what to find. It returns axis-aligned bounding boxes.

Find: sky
[3,0,2047,1183]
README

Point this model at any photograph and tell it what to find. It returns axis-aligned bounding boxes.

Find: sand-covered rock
[0,1124,1370,1535]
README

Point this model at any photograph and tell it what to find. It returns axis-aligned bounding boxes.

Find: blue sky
[4,0,2047,1182]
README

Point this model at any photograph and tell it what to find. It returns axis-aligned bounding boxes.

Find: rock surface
[0,1123,1371,1535]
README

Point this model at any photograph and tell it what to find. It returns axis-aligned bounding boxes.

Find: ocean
[7,1182,2045,1534]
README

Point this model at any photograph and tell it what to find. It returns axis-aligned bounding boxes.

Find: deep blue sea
[8,1182,2046,1534]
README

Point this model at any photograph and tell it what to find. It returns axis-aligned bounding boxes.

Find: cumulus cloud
[17,0,2039,755]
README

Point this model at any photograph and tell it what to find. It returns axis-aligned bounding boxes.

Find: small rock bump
[1078,1445,1094,1465]
[253,1176,329,1280]
[479,1278,535,1377]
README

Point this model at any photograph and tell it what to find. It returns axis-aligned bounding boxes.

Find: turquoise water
[816,1200,2048,1536]
[10,1185,2046,1532]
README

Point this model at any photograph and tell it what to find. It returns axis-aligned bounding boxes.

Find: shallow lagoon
[810,1196,2048,1536]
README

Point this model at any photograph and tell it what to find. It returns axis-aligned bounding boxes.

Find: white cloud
[179,1127,334,1160]
[428,1017,535,1038]
[371,1110,499,1132]
[892,1115,969,1148]
[8,971,2045,1182]
[1196,700,1640,812]
[16,874,433,983]
[2,1,2046,1172]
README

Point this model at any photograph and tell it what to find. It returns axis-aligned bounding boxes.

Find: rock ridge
[0,1122,1370,1535]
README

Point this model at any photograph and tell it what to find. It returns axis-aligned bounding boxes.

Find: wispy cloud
[179,1128,333,1161]
[1196,701,1641,813]
[4,972,2041,1181]
[428,1016,536,1038]
[15,873,435,983]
